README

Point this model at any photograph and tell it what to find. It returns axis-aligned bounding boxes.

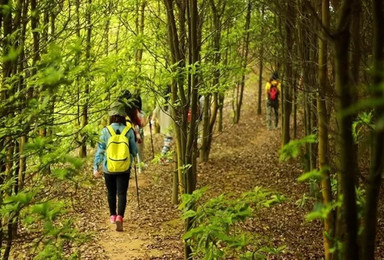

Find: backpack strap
[121,125,131,137]
[106,125,116,136]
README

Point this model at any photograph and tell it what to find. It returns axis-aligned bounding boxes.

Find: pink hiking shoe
[110,215,117,224]
[116,215,123,231]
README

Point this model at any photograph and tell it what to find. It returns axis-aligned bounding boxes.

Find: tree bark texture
[257,5,265,115]
[282,0,295,145]
[334,1,359,259]
[234,0,251,124]
[317,1,334,258]
[79,0,93,157]
[362,0,384,258]
[200,0,224,162]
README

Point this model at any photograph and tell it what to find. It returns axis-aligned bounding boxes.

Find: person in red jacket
[265,73,281,130]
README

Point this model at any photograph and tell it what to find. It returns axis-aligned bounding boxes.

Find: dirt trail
[87,85,325,259]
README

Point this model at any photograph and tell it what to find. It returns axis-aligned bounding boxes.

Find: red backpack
[268,81,279,101]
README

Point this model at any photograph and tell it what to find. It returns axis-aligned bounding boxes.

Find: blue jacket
[93,123,137,173]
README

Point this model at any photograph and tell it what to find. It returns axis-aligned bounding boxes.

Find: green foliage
[304,185,366,225]
[180,187,286,259]
[295,193,315,208]
[297,166,330,182]
[0,0,298,258]
[151,150,174,165]
[279,135,317,162]
[352,111,374,143]
[2,46,23,62]
[305,201,338,222]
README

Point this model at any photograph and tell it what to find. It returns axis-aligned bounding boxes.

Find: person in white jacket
[152,103,174,156]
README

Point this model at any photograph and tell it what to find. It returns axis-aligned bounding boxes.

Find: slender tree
[257,5,265,115]
[317,0,334,258]
[234,0,251,124]
[362,0,384,258]
[334,1,359,258]
[282,0,295,145]
[200,0,225,162]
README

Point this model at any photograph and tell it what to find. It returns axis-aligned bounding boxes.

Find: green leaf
[4,191,34,206]
[298,166,330,182]
[63,155,84,169]
[2,46,22,62]
[279,134,317,161]
[183,210,197,219]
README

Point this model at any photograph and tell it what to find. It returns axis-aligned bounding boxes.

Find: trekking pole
[149,118,155,159]
[134,158,140,209]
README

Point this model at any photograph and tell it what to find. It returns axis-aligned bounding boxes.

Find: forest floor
[78,84,383,260]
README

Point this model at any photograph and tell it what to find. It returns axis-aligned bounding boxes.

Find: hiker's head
[109,101,126,124]
[120,89,142,113]
[271,71,279,81]
[109,115,126,125]
[121,90,132,101]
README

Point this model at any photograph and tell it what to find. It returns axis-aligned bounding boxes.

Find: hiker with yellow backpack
[265,72,281,130]
[93,101,138,232]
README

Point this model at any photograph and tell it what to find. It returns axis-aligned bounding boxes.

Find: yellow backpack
[106,125,131,173]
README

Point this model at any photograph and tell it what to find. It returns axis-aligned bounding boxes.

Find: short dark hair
[271,71,279,80]
[109,115,126,125]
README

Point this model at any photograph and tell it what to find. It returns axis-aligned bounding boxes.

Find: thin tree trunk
[317,1,334,258]
[310,47,318,171]
[362,0,384,258]
[350,0,361,181]
[136,1,145,64]
[297,0,311,171]
[37,0,47,137]
[79,0,92,157]
[200,0,223,161]
[282,1,294,145]
[218,26,230,132]
[200,94,210,161]
[185,0,200,257]
[2,0,17,255]
[185,0,199,195]
[218,93,224,132]
[334,1,359,258]
[234,0,251,124]
[257,5,265,115]
[0,0,14,252]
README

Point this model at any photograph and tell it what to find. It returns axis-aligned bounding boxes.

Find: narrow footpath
[83,85,325,259]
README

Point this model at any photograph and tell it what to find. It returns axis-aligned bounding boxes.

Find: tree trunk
[317,1,335,258]
[362,0,384,258]
[297,0,311,172]
[200,0,224,162]
[309,47,318,171]
[334,1,359,258]
[218,28,229,132]
[257,5,265,115]
[234,0,251,124]
[185,0,201,257]
[350,0,361,182]
[282,0,294,145]
[136,0,146,65]
[79,0,92,158]
[2,0,16,255]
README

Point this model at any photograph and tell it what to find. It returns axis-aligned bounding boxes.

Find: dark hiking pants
[104,171,130,217]
[266,103,279,129]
